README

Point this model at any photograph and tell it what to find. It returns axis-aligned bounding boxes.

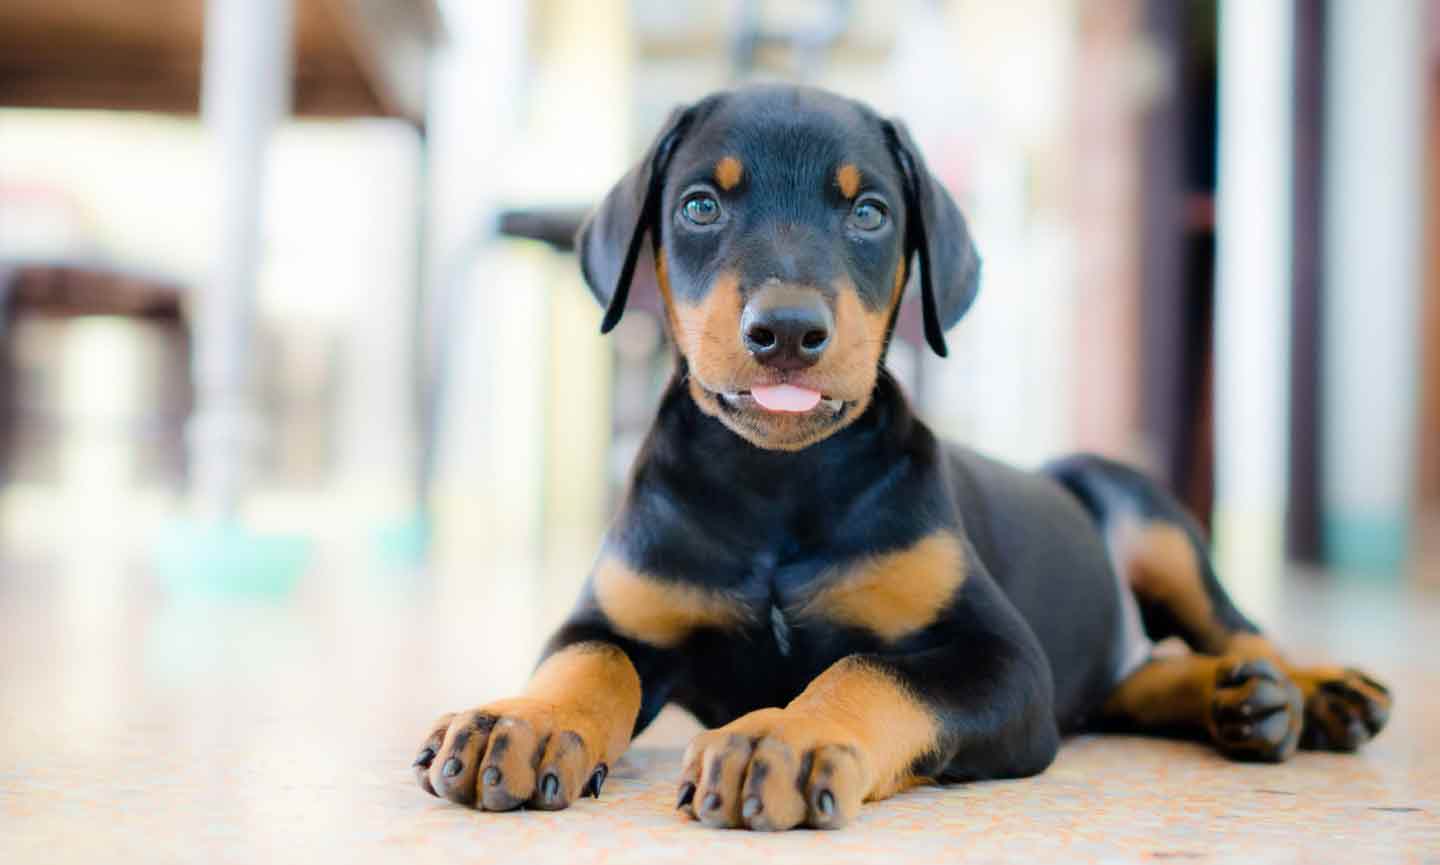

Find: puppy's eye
[682,193,722,226]
[848,198,887,232]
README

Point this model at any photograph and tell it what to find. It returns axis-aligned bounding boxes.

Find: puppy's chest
[727,530,969,649]
[594,530,967,651]
[728,556,824,657]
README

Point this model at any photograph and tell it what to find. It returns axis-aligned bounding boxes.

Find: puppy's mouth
[714,384,847,416]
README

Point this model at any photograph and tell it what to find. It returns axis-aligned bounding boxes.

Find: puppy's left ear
[883,119,981,357]
[577,105,694,333]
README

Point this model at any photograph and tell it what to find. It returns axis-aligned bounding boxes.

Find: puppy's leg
[413,640,638,810]
[412,621,674,812]
[678,575,1059,831]
[1100,653,1304,761]
[1050,456,1393,754]
[1110,528,1392,756]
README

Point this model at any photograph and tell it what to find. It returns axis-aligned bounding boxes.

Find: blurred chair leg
[157,0,309,596]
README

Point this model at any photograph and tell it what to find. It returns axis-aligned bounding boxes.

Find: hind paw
[1298,668,1392,752]
[1207,657,1304,762]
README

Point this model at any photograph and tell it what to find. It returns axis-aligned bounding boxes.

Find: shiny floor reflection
[1,546,1436,864]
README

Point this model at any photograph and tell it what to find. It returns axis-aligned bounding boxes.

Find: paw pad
[1208,657,1303,762]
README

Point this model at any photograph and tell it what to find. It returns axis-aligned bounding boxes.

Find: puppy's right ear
[577,106,694,334]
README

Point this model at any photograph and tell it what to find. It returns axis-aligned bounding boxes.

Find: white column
[1322,0,1427,574]
[1213,0,1293,605]
[191,0,292,519]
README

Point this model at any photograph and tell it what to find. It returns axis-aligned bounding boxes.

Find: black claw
[441,757,462,778]
[582,763,609,799]
[540,772,560,802]
[702,792,722,813]
[482,766,502,786]
[817,789,835,818]
[413,747,436,768]
[676,782,696,810]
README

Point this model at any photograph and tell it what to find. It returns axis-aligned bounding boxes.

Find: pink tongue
[750,384,823,413]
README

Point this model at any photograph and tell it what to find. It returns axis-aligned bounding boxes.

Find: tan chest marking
[796,532,967,642]
[593,556,752,648]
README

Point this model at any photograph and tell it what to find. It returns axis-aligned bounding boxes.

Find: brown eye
[849,198,887,231]
[682,193,722,226]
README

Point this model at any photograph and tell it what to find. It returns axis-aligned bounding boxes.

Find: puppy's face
[657,93,909,450]
[580,86,980,452]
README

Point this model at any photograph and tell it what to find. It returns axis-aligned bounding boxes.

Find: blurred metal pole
[1213,0,1292,601]
[192,0,293,519]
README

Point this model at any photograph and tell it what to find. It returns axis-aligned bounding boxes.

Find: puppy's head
[578,86,980,451]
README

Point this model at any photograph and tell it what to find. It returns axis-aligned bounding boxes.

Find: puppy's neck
[608,364,944,580]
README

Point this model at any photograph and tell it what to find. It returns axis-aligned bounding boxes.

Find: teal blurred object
[155,519,311,598]
[1324,512,1408,579]
[373,509,433,570]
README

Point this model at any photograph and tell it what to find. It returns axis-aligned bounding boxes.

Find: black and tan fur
[413,86,1391,830]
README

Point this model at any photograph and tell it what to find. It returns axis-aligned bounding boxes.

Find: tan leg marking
[1231,640,1393,750]
[714,156,744,191]
[797,532,966,642]
[1105,522,1393,754]
[1102,653,1220,728]
[417,643,641,810]
[1111,519,1230,653]
[1218,634,1395,752]
[678,657,938,830]
[1103,652,1303,762]
[593,556,752,648]
[836,163,862,199]
[1224,632,1286,664]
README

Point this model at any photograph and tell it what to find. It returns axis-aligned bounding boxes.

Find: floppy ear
[883,119,981,357]
[576,106,694,333]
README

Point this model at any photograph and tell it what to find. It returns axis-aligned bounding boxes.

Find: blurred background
[1,0,1437,609]
[4,0,1436,595]
[1,2,1437,857]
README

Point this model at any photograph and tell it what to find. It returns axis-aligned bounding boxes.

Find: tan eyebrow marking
[714,156,744,191]
[836,163,862,199]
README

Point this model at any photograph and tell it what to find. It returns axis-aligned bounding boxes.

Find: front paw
[677,708,868,831]
[412,699,609,811]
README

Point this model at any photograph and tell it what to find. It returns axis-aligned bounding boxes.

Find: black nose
[740,286,834,370]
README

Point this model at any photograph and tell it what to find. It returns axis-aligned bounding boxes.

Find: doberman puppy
[412,86,1392,831]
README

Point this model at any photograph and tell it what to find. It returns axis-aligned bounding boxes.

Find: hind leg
[1111,516,1393,755]
[1047,456,1394,757]
[1106,519,1393,756]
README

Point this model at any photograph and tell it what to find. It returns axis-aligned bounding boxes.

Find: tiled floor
[1,545,1437,864]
